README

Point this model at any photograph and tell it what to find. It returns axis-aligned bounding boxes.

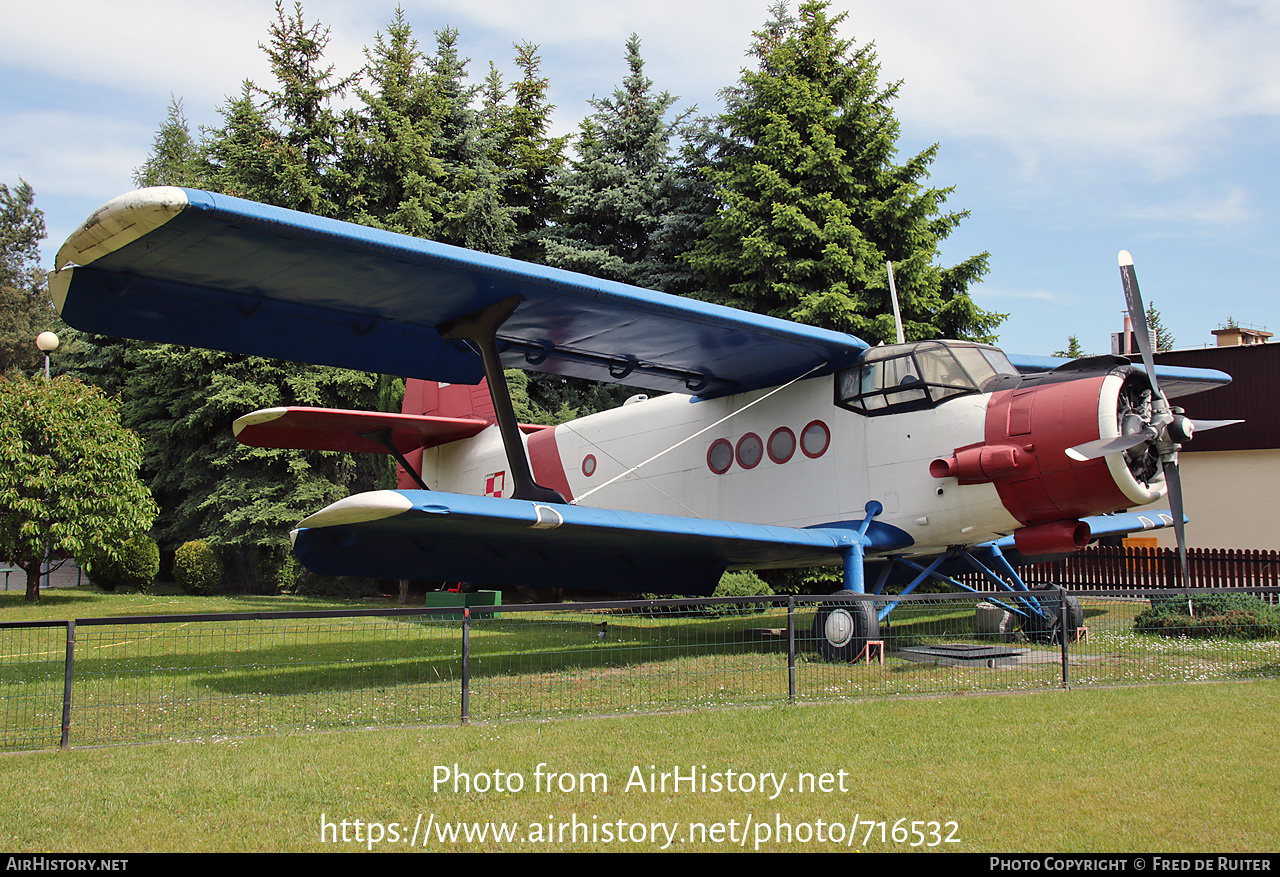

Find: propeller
[1065,251,1242,583]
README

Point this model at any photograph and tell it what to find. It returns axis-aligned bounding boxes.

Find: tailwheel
[813,592,880,662]
[1021,585,1083,644]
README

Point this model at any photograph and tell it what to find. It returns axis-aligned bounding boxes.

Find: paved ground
[0,560,85,592]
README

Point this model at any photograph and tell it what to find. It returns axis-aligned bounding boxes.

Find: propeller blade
[1118,250,1164,400]
[1189,418,1244,433]
[1163,458,1189,585]
[1065,430,1155,462]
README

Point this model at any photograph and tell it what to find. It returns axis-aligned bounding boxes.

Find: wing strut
[360,427,430,491]
[437,295,566,504]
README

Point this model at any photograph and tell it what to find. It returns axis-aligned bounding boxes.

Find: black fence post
[60,619,75,750]
[1058,588,1069,689]
[461,608,471,724]
[787,596,796,703]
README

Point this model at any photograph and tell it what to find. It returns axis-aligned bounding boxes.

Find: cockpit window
[836,341,1020,416]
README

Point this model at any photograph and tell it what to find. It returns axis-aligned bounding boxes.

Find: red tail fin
[402,379,495,421]
[397,380,494,488]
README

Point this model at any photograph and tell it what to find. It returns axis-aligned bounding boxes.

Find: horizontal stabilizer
[290,490,875,595]
[233,407,491,454]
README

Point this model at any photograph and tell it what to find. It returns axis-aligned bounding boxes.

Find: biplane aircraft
[49,188,1239,658]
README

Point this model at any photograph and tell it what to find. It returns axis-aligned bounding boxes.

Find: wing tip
[296,490,414,529]
[232,407,289,437]
[55,186,190,271]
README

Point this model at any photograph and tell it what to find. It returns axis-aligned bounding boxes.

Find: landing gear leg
[813,529,880,662]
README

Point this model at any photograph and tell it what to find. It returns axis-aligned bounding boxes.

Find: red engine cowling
[931,369,1166,548]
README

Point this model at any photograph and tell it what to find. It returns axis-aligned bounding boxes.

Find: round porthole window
[582,454,597,477]
[801,420,830,458]
[736,433,763,469]
[707,438,734,474]
[767,427,796,464]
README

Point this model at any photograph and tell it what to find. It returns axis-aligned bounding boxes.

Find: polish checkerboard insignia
[484,471,505,498]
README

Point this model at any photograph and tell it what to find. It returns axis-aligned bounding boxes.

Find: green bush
[173,540,224,595]
[84,534,160,593]
[1134,593,1280,640]
[638,571,775,617]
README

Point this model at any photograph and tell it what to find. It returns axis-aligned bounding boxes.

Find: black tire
[1022,586,1083,644]
[812,592,880,662]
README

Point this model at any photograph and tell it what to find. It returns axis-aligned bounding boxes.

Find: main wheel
[812,592,880,662]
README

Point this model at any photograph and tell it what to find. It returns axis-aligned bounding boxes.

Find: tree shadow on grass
[63,609,805,697]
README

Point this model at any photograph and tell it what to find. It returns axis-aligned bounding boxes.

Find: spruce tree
[0,180,63,375]
[132,98,207,190]
[543,34,699,290]
[685,0,1001,344]
[494,43,569,261]
[338,9,447,238]
[1146,301,1176,351]
[427,29,516,254]
[1052,335,1086,359]
[536,35,709,415]
[68,4,389,590]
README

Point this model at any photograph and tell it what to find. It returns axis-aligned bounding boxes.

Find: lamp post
[34,332,59,592]
[36,331,58,379]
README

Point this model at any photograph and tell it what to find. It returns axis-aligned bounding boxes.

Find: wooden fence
[956,546,1280,593]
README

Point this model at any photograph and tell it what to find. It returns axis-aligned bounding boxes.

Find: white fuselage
[421,375,1022,556]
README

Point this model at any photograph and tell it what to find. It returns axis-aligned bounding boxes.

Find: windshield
[836,341,1019,415]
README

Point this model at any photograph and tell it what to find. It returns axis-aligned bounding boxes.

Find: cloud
[1123,186,1259,229]
[841,0,1280,179]
[0,1,772,136]
[0,111,147,200]
[10,0,1278,182]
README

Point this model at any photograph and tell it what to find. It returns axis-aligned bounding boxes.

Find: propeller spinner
[1065,251,1242,581]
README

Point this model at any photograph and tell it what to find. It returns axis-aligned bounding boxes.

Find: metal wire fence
[1,588,1276,751]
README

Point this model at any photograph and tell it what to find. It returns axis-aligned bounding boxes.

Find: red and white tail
[396,379,495,488]
[402,379,495,421]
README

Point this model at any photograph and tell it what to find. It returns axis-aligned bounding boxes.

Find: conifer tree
[685,0,1001,344]
[543,34,700,290]
[132,98,207,190]
[535,35,710,415]
[1146,301,1176,351]
[0,180,62,375]
[338,10,447,237]
[427,28,516,254]
[69,4,388,590]
[1052,335,1086,359]
[493,43,569,261]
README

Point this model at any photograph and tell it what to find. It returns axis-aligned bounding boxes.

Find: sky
[3,0,1278,357]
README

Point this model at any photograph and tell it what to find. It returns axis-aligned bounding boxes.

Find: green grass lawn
[2,587,1278,853]
[1,681,1276,853]
[3,589,1278,751]
[0,583,380,622]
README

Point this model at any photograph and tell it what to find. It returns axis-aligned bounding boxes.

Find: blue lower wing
[290,492,1178,595]
[289,490,905,595]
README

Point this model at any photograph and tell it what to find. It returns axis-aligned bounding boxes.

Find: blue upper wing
[49,188,868,398]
